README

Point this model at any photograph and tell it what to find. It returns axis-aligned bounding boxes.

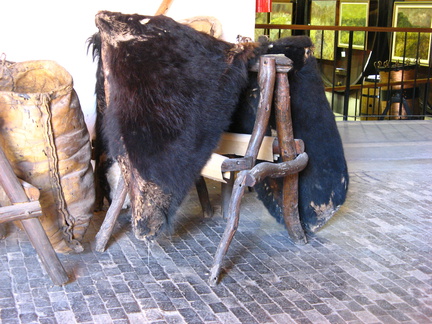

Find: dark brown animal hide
[88,32,113,211]
[94,11,256,240]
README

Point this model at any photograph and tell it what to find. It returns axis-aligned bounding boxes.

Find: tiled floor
[1,120,431,324]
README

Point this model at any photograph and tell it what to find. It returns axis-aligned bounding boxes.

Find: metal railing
[255,24,432,121]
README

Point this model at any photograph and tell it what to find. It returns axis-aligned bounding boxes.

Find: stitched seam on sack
[39,94,77,245]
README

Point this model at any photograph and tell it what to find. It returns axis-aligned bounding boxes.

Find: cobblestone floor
[1,121,431,324]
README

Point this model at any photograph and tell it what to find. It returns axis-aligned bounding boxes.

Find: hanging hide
[94,11,256,240]
[230,35,349,233]
[87,32,118,211]
[88,16,223,210]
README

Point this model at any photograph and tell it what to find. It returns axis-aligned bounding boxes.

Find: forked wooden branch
[208,54,309,285]
[209,56,277,286]
[245,152,308,187]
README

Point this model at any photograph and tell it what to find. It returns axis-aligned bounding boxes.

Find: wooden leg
[402,98,413,117]
[209,56,278,285]
[0,223,6,239]
[95,175,128,252]
[244,56,276,160]
[195,177,213,218]
[209,171,247,286]
[274,72,307,244]
[0,147,68,285]
[221,172,234,219]
[379,97,392,120]
[21,218,69,285]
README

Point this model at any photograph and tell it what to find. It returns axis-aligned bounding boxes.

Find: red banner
[256,0,272,13]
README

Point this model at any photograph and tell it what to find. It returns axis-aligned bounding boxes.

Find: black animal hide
[87,32,114,210]
[230,35,349,233]
[94,11,256,240]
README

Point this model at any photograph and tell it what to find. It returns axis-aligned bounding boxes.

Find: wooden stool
[0,146,69,286]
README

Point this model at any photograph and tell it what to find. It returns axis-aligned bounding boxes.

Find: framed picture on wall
[391,1,432,66]
[255,0,293,41]
[338,0,369,50]
[310,0,337,60]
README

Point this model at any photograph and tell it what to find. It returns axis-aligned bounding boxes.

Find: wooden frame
[338,0,369,50]
[391,1,432,66]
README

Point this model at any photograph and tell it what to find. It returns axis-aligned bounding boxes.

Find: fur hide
[94,11,256,240]
[88,32,113,210]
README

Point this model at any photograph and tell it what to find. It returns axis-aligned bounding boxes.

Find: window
[310,0,337,60]
[255,1,293,40]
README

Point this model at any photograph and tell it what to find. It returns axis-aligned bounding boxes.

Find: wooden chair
[94,55,308,285]
[0,146,69,286]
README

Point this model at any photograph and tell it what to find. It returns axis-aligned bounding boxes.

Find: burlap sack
[0,59,95,253]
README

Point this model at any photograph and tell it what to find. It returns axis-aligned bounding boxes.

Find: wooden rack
[206,55,308,285]
[94,54,309,285]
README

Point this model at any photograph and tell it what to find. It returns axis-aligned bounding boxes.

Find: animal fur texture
[94,11,256,240]
[88,32,112,210]
[230,35,349,233]
[88,32,131,211]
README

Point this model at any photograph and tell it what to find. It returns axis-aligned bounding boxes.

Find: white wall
[1,0,255,137]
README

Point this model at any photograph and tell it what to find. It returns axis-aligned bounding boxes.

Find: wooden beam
[0,201,42,224]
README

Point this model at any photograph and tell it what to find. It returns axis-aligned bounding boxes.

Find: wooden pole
[274,72,307,244]
[155,0,174,15]
[95,176,128,252]
[0,201,43,223]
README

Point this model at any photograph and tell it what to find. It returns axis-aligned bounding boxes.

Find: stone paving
[1,121,431,324]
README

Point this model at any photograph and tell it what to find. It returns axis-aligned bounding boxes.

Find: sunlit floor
[1,120,431,324]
